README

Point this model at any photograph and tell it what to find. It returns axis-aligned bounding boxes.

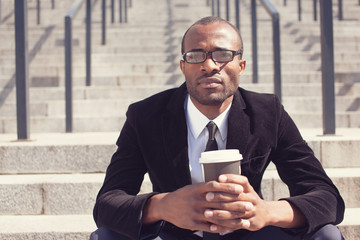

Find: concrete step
[0,215,95,240]
[1,112,359,133]
[0,128,359,172]
[0,167,359,215]
[0,210,358,240]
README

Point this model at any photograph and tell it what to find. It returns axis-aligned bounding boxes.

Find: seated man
[90,16,345,240]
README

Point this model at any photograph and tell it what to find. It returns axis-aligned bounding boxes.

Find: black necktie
[203,121,220,240]
[205,121,218,151]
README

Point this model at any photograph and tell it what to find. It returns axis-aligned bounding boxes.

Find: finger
[219,174,254,193]
[205,209,246,220]
[204,181,244,195]
[207,219,251,233]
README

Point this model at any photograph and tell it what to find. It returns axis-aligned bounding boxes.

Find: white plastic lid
[199,149,242,164]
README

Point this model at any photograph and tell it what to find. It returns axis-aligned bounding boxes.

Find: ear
[238,59,246,75]
[180,60,185,75]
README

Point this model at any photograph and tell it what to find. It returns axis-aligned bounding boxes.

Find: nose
[201,56,220,73]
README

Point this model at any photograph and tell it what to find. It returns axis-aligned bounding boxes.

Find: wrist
[142,193,166,224]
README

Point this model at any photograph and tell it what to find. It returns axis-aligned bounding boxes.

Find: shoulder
[126,84,186,119]
[238,87,281,110]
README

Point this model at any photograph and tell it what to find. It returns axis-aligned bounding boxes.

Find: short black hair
[181,16,243,58]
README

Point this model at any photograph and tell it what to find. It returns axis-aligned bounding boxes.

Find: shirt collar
[185,94,231,141]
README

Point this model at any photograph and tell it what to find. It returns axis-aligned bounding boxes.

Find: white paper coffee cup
[199,149,242,182]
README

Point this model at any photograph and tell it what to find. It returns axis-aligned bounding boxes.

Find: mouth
[198,77,223,88]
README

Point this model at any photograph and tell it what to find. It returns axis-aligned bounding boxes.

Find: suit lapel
[226,89,250,156]
[161,84,192,187]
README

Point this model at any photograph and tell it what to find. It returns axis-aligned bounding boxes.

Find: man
[91,17,345,240]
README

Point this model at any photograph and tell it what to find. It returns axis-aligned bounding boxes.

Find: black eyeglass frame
[182,50,242,64]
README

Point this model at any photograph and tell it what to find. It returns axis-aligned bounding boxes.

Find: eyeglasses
[183,50,242,64]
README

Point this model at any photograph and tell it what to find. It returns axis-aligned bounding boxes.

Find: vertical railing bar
[64,0,84,132]
[119,0,122,23]
[338,0,343,20]
[226,0,229,21]
[65,15,73,133]
[111,0,115,23]
[284,0,286,6]
[251,0,258,83]
[260,0,282,101]
[0,0,2,25]
[124,0,128,23]
[272,12,282,101]
[15,0,30,140]
[52,0,55,9]
[319,0,336,134]
[37,0,40,25]
[314,0,317,21]
[211,0,215,16]
[86,0,91,86]
[207,0,210,7]
[102,0,106,44]
[235,0,240,31]
[217,0,220,17]
[298,0,302,21]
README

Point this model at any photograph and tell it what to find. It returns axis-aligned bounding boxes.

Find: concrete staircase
[0,0,359,239]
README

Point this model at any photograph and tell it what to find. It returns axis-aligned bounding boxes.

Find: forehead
[183,22,239,52]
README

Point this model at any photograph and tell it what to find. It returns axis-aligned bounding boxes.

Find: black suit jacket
[93,84,344,240]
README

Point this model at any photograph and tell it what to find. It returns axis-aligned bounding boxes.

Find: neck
[190,96,233,120]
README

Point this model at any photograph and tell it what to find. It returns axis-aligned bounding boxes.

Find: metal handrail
[65,0,85,132]
[294,0,352,21]
[260,0,282,101]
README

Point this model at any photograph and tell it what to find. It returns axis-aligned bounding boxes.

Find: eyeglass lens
[185,50,234,63]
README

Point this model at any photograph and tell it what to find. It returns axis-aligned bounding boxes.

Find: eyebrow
[187,47,231,52]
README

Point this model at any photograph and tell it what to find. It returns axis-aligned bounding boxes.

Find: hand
[204,174,307,232]
[203,174,269,233]
[142,180,243,232]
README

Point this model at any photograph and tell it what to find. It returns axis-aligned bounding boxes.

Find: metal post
[251,0,258,83]
[284,0,286,6]
[52,0,55,9]
[65,15,73,132]
[111,0,115,23]
[235,0,240,30]
[211,0,214,16]
[319,0,336,134]
[102,0,106,45]
[124,0,127,22]
[314,0,317,21]
[86,0,91,86]
[37,0,40,25]
[217,0,220,17]
[15,0,30,140]
[226,0,229,21]
[119,0,122,23]
[0,0,2,24]
[298,0,302,21]
[338,0,343,20]
[273,13,282,101]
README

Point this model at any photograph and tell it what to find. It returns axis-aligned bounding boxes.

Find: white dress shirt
[185,94,232,184]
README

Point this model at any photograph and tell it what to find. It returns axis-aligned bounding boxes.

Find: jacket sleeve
[270,96,345,234]
[93,106,162,240]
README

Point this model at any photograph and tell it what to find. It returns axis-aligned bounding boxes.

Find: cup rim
[199,149,242,164]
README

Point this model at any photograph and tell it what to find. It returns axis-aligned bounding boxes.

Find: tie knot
[206,121,218,141]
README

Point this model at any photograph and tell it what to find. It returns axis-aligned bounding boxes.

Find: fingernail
[242,220,250,228]
[245,202,254,211]
[210,225,217,232]
[204,210,213,218]
[206,192,215,201]
[219,175,227,182]
[234,185,243,193]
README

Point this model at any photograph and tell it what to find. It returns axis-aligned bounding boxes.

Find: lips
[198,77,223,88]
